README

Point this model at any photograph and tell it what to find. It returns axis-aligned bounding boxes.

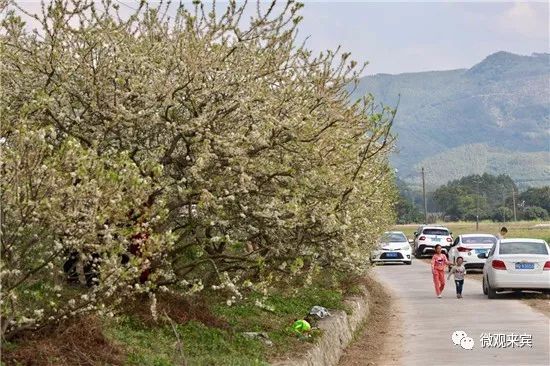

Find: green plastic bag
[292,319,311,333]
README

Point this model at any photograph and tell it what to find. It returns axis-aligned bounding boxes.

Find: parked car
[413,225,453,258]
[370,231,412,265]
[482,239,550,299]
[448,234,497,272]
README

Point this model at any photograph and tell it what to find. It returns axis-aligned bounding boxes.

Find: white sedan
[482,239,550,299]
[370,231,412,265]
[448,234,497,272]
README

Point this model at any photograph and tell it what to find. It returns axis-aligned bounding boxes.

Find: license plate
[432,237,441,242]
[475,249,488,254]
[515,263,534,270]
[386,252,398,258]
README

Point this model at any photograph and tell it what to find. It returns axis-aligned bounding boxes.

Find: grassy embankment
[2,273,361,366]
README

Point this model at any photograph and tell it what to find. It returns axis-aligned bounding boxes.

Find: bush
[521,206,549,221]
[463,209,491,222]
[491,207,514,222]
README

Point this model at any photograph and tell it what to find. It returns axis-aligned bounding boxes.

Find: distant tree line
[395,174,549,223]
[509,187,550,221]
[432,174,548,222]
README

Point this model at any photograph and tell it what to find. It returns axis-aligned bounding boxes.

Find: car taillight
[457,246,472,252]
[492,260,506,270]
[419,236,426,241]
[543,261,550,270]
[446,238,452,243]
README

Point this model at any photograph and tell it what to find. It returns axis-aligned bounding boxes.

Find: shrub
[491,207,513,222]
[521,206,549,221]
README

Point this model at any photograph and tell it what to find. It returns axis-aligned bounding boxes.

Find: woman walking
[431,244,449,298]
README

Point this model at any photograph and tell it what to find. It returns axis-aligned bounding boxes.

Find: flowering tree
[0,125,174,337]
[1,0,397,337]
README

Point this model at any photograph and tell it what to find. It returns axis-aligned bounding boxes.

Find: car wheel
[482,276,488,295]
[487,279,497,299]
[414,250,422,259]
[404,261,412,265]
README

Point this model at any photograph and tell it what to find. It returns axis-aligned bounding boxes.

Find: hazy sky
[297,1,549,75]
[15,1,550,75]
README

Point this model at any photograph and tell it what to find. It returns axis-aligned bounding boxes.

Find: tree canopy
[516,187,550,213]
[1,0,397,338]
[433,173,517,221]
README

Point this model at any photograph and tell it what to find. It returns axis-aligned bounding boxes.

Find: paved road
[373,260,550,366]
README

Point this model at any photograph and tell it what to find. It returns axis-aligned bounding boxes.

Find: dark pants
[454,280,464,295]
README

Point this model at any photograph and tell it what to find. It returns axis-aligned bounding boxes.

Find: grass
[101,277,347,366]
[1,269,354,366]
[1,273,348,366]
[105,317,267,366]
[394,220,550,242]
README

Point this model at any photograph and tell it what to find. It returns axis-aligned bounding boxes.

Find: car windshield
[499,242,549,255]
[382,233,407,242]
[422,229,449,236]
[462,237,496,245]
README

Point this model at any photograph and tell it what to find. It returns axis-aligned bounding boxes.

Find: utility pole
[476,177,480,231]
[422,167,428,224]
[502,192,506,224]
[512,188,517,222]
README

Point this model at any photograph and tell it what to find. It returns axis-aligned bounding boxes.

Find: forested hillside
[354,51,550,189]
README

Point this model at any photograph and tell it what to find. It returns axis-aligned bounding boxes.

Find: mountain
[352,51,550,189]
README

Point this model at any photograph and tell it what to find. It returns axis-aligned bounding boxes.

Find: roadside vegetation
[3,272,355,365]
[1,1,396,364]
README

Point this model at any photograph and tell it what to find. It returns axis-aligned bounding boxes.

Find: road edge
[272,287,370,366]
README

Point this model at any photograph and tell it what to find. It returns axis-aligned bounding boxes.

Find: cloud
[497,2,548,39]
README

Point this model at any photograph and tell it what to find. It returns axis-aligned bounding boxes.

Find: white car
[482,239,550,299]
[448,234,497,272]
[370,231,412,265]
[413,225,453,258]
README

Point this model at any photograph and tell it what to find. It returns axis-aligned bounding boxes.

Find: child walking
[431,244,449,298]
[448,257,466,298]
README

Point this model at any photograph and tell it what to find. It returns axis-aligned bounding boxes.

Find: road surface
[373,260,550,366]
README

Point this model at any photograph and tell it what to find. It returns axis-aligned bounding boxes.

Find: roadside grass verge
[2,272,355,366]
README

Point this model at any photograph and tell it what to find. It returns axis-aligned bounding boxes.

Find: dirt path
[338,274,403,366]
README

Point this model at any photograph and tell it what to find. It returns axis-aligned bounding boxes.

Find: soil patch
[338,274,403,366]
[125,292,229,328]
[2,315,125,366]
[2,292,229,366]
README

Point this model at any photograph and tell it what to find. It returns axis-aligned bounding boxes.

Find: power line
[113,0,139,12]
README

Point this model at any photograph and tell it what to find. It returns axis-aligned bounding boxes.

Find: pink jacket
[431,253,448,272]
